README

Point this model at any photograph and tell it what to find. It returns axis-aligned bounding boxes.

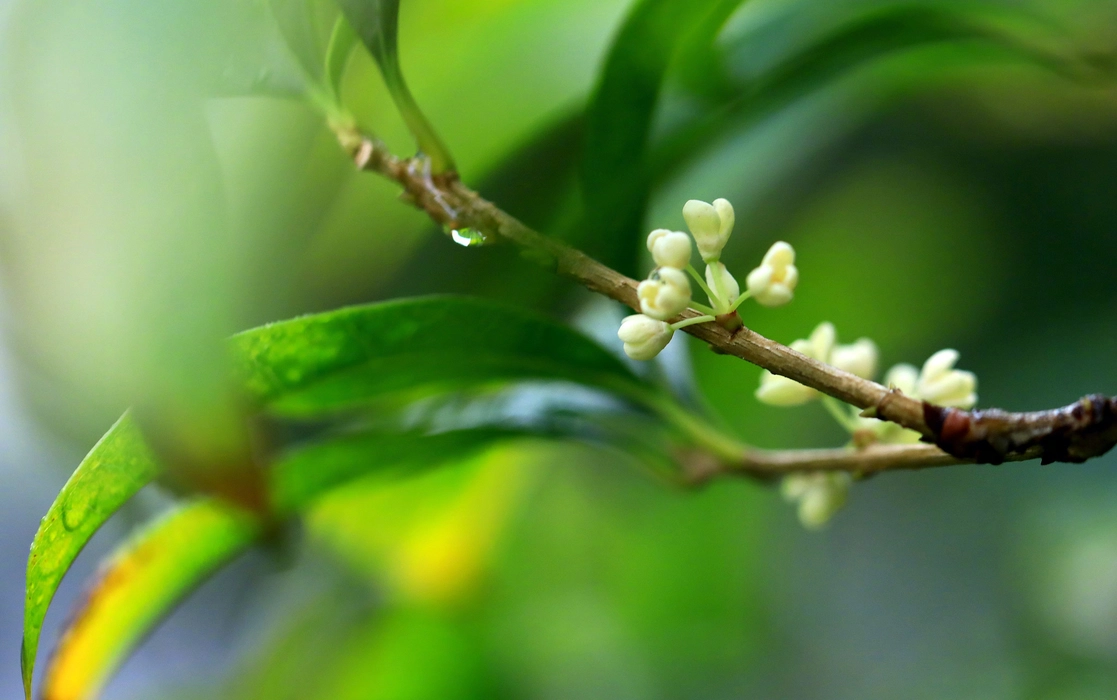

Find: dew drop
[450,228,486,247]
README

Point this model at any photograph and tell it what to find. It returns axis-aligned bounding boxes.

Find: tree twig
[335,128,1117,473]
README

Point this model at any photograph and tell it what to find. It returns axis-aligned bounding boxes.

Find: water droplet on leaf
[450,228,486,247]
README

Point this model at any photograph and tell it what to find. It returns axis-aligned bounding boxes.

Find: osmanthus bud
[781,472,851,529]
[646,229,692,269]
[704,262,740,312]
[916,349,977,409]
[618,314,674,361]
[830,338,878,380]
[884,363,919,395]
[683,198,734,262]
[755,322,835,406]
[745,241,798,307]
[637,267,691,320]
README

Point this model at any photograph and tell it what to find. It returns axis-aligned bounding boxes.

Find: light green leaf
[21,413,160,700]
[325,13,359,102]
[40,500,259,700]
[334,0,455,173]
[272,428,519,512]
[230,295,642,416]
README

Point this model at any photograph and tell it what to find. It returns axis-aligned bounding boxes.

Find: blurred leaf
[230,295,643,416]
[268,0,332,83]
[653,3,1099,176]
[326,13,359,102]
[217,1,309,99]
[579,0,744,274]
[21,413,160,700]
[272,428,519,512]
[335,0,455,172]
[41,500,259,700]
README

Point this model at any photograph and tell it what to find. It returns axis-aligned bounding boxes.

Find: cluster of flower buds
[618,198,801,361]
[755,322,879,406]
[781,472,851,530]
[755,321,979,527]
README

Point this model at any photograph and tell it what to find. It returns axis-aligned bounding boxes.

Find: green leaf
[40,500,259,700]
[334,0,456,173]
[230,295,642,416]
[22,413,160,700]
[652,4,1097,177]
[272,428,518,512]
[578,0,745,274]
[325,13,359,102]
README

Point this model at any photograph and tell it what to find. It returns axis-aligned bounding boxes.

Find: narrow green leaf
[272,428,518,512]
[41,500,259,700]
[652,4,1099,177]
[230,295,641,416]
[335,0,456,173]
[22,413,160,700]
[579,0,744,274]
[325,13,359,102]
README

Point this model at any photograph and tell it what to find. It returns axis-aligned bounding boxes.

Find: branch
[335,129,1117,473]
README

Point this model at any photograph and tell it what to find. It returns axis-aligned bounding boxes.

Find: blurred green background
[3,0,1117,698]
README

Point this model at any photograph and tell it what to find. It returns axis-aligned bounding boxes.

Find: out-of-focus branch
[334,128,1117,472]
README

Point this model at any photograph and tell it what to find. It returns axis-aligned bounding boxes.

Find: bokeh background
[3,0,1117,698]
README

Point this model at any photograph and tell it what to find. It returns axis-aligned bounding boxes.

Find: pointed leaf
[579,0,745,273]
[334,0,455,172]
[230,296,642,416]
[41,500,259,700]
[325,14,359,102]
[22,413,160,700]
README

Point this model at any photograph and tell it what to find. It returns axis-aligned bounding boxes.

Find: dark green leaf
[22,413,160,700]
[334,0,455,173]
[578,0,745,274]
[230,296,643,416]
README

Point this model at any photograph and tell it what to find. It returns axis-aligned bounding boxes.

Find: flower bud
[683,198,734,262]
[646,229,692,269]
[830,338,878,380]
[916,349,977,408]
[781,472,851,529]
[884,363,919,395]
[637,267,691,320]
[618,314,674,361]
[745,241,798,307]
[755,323,835,406]
[704,262,740,311]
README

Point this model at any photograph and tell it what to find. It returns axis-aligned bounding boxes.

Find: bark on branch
[336,129,1117,475]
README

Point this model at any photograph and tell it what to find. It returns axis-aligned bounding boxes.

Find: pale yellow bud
[646,229,692,269]
[746,241,798,307]
[704,262,740,312]
[617,314,674,361]
[830,338,878,380]
[683,198,734,262]
[637,267,691,320]
[916,349,977,408]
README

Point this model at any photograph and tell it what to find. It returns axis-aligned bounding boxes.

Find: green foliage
[21,413,160,700]
[230,295,643,416]
[335,0,455,172]
[41,500,259,700]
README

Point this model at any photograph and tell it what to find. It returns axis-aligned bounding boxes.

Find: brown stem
[338,130,1117,471]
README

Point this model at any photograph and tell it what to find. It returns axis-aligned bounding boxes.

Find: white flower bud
[646,229,692,269]
[756,370,816,406]
[618,314,674,361]
[745,241,798,307]
[884,363,919,395]
[780,472,851,530]
[916,349,977,408]
[637,267,691,320]
[796,474,850,529]
[683,198,734,262]
[704,262,740,311]
[755,323,835,406]
[830,338,878,380]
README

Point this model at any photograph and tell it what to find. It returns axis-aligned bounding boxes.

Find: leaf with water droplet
[41,500,257,700]
[22,413,160,700]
